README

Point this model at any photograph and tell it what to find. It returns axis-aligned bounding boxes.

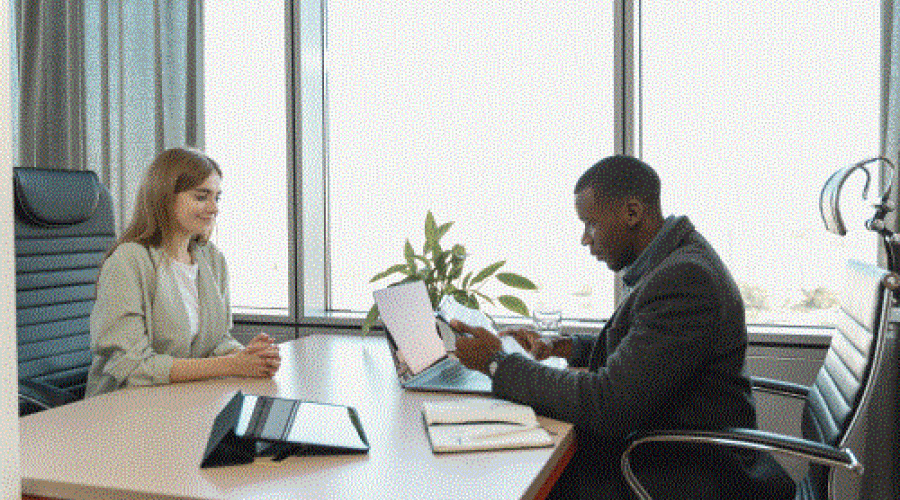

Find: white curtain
[13,0,204,232]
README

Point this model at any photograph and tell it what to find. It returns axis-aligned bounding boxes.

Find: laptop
[373,281,493,394]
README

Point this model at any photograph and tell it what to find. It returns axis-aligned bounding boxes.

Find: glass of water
[532,306,563,337]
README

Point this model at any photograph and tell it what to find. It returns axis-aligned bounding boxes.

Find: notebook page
[374,281,446,374]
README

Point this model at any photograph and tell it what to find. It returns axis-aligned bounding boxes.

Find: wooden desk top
[20,334,574,500]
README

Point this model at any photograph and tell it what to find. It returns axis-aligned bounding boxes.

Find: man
[453,155,794,499]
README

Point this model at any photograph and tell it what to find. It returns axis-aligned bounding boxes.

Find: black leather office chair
[14,167,116,415]
[619,259,893,500]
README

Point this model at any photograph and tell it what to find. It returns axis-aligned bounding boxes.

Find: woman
[85,147,280,397]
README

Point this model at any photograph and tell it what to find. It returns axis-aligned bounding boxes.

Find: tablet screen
[234,395,368,450]
[286,402,368,450]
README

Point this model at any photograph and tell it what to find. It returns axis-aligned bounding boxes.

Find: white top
[171,259,200,340]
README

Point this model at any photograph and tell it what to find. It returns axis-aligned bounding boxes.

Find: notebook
[373,281,492,394]
[422,398,553,453]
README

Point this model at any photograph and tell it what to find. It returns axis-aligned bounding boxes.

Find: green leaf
[424,211,437,254]
[426,284,441,308]
[425,211,437,240]
[473,290,495,306]
[370,263,410,283]
[413,254,432,272]
[436,221,454,242]
[448,263,464,281]
[434,248,449,278]
[498,295,530,317]
[361,304,379,335]
[404,239,418,274]
[448,245,467,281]
[496,272,538,290]
[452,290,470,306]
[461,271,473,290]
[471,260,505,286]
[397,275,422,286]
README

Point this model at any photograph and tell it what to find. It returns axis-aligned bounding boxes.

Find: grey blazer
[85,242,243,397]
[491,217,793,499]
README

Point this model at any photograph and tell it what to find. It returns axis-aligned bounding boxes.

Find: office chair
[14,167,116,416]
[619,259,894,500]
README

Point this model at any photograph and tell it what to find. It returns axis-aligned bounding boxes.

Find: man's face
[575,187,636,272]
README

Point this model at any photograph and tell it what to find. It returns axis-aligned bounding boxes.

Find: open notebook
[422,398,553,453]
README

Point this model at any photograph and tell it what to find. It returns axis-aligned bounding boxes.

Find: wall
[1,1,19,497]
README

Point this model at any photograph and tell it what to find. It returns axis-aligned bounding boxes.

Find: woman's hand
[229,333,281,377]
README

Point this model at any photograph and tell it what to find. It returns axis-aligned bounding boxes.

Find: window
[639,1,881,325]
[325,1,615,320]
[204,2,883,328]
[204,2,290,316]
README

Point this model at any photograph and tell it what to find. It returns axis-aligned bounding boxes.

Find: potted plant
[362,211,537,333]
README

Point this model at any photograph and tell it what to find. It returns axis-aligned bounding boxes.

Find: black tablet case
[201,391,369,468]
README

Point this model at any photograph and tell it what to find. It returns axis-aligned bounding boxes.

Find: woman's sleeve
[90,248,174,387]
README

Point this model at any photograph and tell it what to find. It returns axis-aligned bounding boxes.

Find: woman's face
[172,173,222,239]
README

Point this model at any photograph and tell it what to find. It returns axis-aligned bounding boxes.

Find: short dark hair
[574,155,661,207]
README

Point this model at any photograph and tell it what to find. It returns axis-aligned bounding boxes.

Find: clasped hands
[230,332,281,378]
[451,320,567,375]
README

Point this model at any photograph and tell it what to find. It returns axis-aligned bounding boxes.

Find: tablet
[234,394,369,452]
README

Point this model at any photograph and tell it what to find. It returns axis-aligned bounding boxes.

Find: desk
[20,334,575,500]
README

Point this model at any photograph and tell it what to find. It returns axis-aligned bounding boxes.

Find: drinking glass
[532,306,563,337]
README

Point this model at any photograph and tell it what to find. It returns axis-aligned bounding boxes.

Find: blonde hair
[107,147,223,258]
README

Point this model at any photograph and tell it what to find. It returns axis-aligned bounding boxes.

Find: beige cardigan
[85,241,243,397]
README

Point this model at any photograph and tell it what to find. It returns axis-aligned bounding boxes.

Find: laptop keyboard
[417,361,466,386]
[436,362,465,383]
[407,358,491,393]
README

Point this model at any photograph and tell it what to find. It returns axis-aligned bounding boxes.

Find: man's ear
[622,197,645,228]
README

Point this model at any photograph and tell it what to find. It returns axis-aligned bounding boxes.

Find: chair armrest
[19,378,78,414]
[750,376,810,399]
[620,427,862,500]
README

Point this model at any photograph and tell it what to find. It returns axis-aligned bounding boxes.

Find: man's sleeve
[491,261,719,439]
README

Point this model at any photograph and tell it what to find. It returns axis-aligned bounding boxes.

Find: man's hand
[502,328,552,360]
[451,320,501,375]
[502,328,573,361]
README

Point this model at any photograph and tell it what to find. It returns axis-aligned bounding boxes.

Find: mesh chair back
[801,260,891,498]
[14,168,116,412]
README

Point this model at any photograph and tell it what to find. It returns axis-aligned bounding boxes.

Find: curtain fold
[16,1,85,174]
[14,0,203,233]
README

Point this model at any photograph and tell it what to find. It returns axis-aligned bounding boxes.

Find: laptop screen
[373,281,446,374]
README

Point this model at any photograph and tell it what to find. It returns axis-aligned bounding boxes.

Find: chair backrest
[14,168,116,413]
[801,259,893,498]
